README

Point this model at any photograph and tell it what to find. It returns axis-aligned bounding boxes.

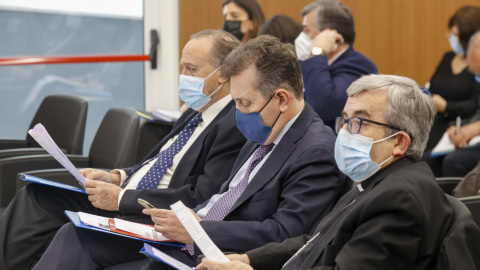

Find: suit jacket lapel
[228,105,315,213]
[169,101,236,188]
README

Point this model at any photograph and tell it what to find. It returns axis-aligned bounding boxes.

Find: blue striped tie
[136,113,203,190]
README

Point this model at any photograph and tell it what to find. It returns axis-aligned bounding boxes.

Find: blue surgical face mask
[234,94,281,144]
[178,67,223,111]
[448,34,465,55]
[334,129,400,182]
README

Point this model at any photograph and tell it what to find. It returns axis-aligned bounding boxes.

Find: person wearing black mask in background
[222,0,265,42]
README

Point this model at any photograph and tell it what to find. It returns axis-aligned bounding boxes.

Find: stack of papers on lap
[431,132,480,157]
[140,243,196,270]
[65,211,181,247]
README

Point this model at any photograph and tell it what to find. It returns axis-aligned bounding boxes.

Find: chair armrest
[437,177,463,195]
[0,139,28,150]
[0,154,90,207]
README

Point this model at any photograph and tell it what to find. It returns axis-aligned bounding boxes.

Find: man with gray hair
[198,74,454,270]
[294,0,377,130]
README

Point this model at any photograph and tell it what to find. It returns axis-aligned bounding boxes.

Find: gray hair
[346,74,436,161]
[301,0,355,44]
[190,30,241,68]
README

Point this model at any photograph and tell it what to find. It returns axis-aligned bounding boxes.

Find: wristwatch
[311,47,327,56]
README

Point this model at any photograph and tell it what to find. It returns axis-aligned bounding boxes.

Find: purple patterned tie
[136,113,203,190]
[182,143,275,255]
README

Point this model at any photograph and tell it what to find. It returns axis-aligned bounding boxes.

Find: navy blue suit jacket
[302,46,377,129]
[119,101,246,214]
[192,104,346,255]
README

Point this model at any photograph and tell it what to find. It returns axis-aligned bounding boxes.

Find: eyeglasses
[335,116,401,135]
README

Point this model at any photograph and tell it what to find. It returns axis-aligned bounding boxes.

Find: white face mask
[294,32,313,61]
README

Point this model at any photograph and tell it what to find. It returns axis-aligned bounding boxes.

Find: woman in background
[260,14,302,45]
[222,0,265,42]
[425,5,480,151]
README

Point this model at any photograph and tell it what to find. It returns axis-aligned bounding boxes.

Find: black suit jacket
[192,104,346,256]
[247,158,454,270]
[119,101,246,214]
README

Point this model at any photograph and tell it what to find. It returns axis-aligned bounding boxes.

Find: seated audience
[196,74,455,270]
[0,30,247,270]
[222,0,265,42]
[294,0,377,130]
[425,5,480,151]
[426,31,480,177]
[259,14,302,45]
[31,35,346,270]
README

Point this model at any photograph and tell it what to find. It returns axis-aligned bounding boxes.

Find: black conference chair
[459,196,480,227]
[16,116,175,189]
[0,107,141,207]
[436,177,463,195]
[434,195,480,270]
[0,95,88,159]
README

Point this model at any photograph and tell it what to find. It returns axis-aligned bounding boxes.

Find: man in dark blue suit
[0,29,246,270]
[197,74,455,270]
[294,0,378,130]
[32,35,346,270]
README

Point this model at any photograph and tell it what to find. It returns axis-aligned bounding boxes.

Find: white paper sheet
[28,123,86,184]
[170,201,229,262]
[152,108,181,122]
[431,132,480,157]
[113,218,169,241]
[77,211,110,230]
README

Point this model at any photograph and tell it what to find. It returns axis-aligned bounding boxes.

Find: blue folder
[65,211,182,247]
[20,174,85,193]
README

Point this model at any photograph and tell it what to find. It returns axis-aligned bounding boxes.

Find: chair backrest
[433,195,480,270]
[459,196,480,227]
[27,95,88,155]
[88,108,140,169]
[134,119,173,164]
[436,177,463,196]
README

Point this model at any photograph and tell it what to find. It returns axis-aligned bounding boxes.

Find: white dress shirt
[115,94,232,204]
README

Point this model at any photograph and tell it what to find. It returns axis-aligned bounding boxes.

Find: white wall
[144,0,179,111]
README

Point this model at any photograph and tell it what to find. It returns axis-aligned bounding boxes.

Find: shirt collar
[272,109,302,145]
[328,45,349,66]
[201,94,232,125]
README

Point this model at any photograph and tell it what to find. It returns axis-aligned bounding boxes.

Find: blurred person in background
[424,5,480,151]
[222,0,265,42]
[259,14,302,45]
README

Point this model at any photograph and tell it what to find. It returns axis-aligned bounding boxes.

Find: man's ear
[218,76,228,84]
[275,88,290,113]
[392,131,411,156]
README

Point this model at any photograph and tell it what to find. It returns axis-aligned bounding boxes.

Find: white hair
[346,74,436,161]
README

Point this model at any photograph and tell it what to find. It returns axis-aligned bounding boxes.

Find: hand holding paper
[84,180,122,211]
[170,201,230,263]
[28,123,86,184]
[143,208,196,244]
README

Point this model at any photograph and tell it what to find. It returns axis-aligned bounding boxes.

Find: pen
[456,116,461,136]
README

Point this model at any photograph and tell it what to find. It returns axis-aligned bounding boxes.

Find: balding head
[467,31,480,74]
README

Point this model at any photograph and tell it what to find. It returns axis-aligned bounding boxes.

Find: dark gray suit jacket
[247,158,454,270]
[192,104,346,256]
[120,101,246,214]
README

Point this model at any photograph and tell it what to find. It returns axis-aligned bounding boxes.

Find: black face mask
[222,20,244,41]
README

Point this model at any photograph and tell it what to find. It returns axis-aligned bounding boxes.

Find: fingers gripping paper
[170,201,229,262]
[28,123,86,184]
